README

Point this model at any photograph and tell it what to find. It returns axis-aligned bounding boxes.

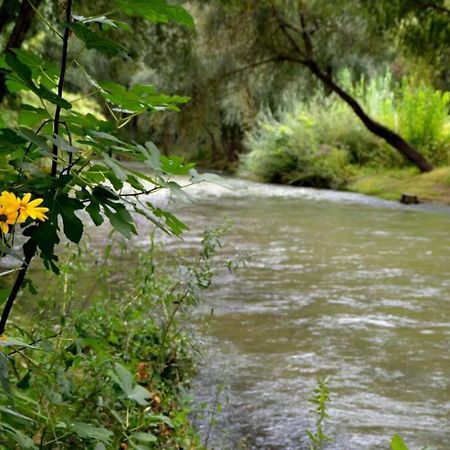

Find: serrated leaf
[17,127,50,155]
[5,52,71,109]
[0,406,35,422]
[153,208,188,236]
[109,363,150,405]
[146,414,174,428]
[0,337,37,348]
[160,155,195,175]
[52,135,79,153]
[2,424,37,449]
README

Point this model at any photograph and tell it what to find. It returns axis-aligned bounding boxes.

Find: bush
[342,70,450,166]
[0,228,225,449]
[239,94,364,188]
[239,73,450,187]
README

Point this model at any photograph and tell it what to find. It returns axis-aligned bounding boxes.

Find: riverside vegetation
[0,228,225,449]
[239,72,450,202]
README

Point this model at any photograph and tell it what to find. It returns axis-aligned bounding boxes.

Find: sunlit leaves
[113,0,194,27]
[99,81,190,113]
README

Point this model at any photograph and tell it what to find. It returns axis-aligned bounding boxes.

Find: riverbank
[347,166,450,205]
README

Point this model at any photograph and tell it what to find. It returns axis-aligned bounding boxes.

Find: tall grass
[240,72,450,187]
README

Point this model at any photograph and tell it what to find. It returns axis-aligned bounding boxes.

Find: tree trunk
[0,0,42,103]
[303,59,433,173]
[0,0,18,37]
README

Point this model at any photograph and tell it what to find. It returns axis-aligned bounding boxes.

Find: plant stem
[0,241,36,335]
[51,0,73,177]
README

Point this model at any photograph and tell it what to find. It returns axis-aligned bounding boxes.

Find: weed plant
[0,228,225,449]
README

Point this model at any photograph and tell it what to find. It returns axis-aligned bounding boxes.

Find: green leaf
[68,23,127,56]
[109,363,151,405]
[0,337,37,348]
[5,52,71,109]
[146,414,174,428]
[0,406,35,422]
[86,201,104,226]
[103,202,136,239]
[153,208,188,236]
[113,0,194,27]
[0,288,9,306]
[160,155,195,175]
[391,434,409,450]
[99,81,189,113]
[18,105,51,127]
[2,424,37,449]
[72,422,113,444]
[56,195,84,244]
[17,127,50,156]
[131,432,157,443]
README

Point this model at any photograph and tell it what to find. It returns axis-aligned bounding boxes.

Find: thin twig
[51,0,73,177]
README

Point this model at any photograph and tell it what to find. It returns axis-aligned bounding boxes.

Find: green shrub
[343,70,450,165]
[240,94,366,188]
[240,73,449,186]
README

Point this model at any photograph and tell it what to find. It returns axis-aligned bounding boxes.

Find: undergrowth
[0,227,225,449]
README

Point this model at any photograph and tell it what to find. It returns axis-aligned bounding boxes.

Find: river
[147,178,450,450]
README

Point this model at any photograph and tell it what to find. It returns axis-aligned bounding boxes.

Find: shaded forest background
[1,0,449,176]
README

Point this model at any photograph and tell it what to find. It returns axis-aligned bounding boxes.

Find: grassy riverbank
[348,166,450,205]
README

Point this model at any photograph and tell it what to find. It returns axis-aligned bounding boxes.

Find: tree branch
[51,0,72,177]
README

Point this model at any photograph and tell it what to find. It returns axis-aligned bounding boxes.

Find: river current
[153,178,450,450]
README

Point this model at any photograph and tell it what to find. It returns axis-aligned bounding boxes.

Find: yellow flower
[0,191,20,211]
[0,334,7,341]
[16,193,49,222]
[0,204,19,234]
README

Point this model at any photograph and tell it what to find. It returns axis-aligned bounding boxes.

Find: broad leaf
[109,363,151,405]
[5,52,72,109]
[56,194,84,244]
[68,23,127,56]
[72,422,113,444]
[113,0,194,27]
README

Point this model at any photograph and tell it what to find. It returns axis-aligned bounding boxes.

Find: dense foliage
[241,73,450,188]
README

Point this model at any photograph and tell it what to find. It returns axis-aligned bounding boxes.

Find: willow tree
[198,0,435,172]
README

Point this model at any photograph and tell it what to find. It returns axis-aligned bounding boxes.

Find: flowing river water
[149,178,450,450]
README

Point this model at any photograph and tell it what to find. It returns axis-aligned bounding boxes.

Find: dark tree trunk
[303,59,433,173]
[0,0,42,103]
[0,0,18,37]
[221,123,243,162]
